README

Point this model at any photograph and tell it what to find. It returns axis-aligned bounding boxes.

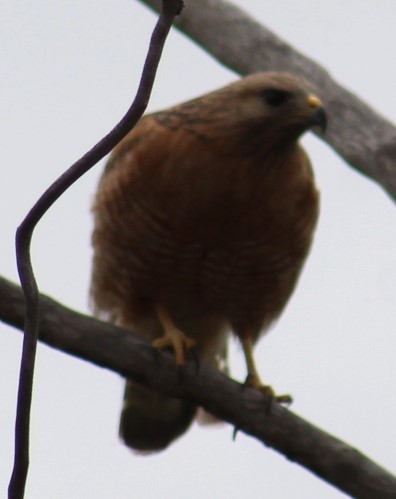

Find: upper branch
[140,0,396,201]
[1,275,395,499]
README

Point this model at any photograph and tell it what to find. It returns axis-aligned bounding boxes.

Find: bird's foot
[244,374,293,405]
[152,328,196,366]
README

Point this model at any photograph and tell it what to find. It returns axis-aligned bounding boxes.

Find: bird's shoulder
[102,105,208,179]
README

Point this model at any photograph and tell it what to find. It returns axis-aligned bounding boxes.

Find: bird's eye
[262,88,291,107]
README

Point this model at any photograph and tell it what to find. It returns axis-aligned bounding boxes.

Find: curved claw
[241,337,292,409]
[244,374,293,410]
[152,330,196,366]
[154,305,197,366]
[232,425,240,441]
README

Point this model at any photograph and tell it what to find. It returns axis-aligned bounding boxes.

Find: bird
[90,72,326,453]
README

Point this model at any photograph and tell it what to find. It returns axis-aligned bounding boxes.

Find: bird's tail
[118,313,228,452]
[119,380,196,453]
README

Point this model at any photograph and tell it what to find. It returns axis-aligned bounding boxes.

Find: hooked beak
[310,107,327,134]
[306,95,327,134]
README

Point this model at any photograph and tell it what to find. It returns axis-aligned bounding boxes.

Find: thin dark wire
[8,1,184,498]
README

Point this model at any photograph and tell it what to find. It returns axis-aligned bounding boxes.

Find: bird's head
[209,72,327,149]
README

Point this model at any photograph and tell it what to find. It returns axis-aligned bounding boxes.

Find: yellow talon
[245,374,292,405]
[153,305,196,365]
[152,329,196,365]
[242,337,292,405]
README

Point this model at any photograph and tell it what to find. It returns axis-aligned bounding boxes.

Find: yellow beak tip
[307,95,323,109]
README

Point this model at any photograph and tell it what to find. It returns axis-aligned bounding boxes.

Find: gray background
[1,1,395,497]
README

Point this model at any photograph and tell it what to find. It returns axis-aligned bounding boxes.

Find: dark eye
[262,88,291,107]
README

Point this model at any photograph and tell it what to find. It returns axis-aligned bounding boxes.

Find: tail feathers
[119,380,196,453]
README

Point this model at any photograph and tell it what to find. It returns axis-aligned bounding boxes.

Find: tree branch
[1,275,395,498]
[139,0,396,201]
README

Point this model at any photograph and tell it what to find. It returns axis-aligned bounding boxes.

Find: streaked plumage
[90,72,325,452]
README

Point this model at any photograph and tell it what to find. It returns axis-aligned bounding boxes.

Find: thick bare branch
[140,0,396,201]
[1,275,395,498]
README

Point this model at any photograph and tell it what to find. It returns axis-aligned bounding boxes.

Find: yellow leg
[241,337,292,404]
[152,305,196,365]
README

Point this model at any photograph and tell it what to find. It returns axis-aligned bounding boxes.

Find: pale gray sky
[1,1,395,498]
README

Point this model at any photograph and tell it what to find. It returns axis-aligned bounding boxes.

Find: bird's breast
[92,142,319,330]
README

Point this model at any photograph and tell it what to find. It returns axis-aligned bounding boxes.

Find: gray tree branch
[1,275,395,498]
[140,0,396,201]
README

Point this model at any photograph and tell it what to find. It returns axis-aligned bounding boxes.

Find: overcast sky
[1,1,395,498]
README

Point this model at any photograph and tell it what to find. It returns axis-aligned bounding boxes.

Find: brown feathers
[91,72,325,452]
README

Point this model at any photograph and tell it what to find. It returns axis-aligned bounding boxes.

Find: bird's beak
[310,107,327,134]
[306,95,327,134]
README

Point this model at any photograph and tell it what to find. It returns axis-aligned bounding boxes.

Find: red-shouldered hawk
[90,72,326,452]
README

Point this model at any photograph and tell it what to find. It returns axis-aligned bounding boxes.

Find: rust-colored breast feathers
[91,99,319,341]
[90,72,324,452]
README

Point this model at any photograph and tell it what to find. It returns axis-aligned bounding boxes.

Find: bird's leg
[241,337,292,405]
[153,305,196,366]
